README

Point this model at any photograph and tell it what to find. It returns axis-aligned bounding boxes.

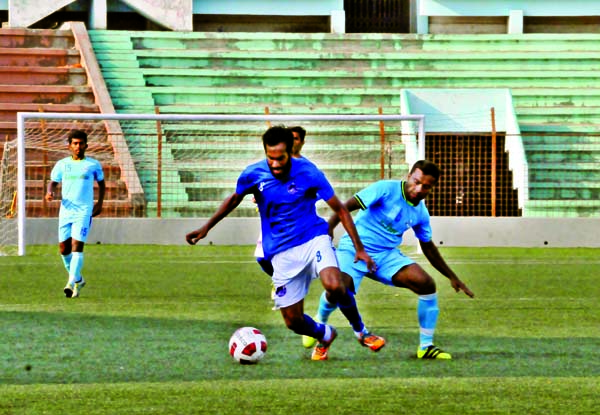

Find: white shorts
[271,234,339,309]
[254,230,264,258]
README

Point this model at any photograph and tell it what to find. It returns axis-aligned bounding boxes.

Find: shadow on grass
[2,310,599,385]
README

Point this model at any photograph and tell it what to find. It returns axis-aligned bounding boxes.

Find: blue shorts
[336,245,415,292]
[58,215,93,243]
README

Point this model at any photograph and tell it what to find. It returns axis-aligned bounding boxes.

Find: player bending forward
[186,126,385,360]
[46,129,105,298]
[304,160,474,359]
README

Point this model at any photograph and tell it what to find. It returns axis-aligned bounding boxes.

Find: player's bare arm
[419,240,475,298]
[327,195,361,237]
[45,181,59,202]
[92,180,106,217]
[186,192,245,245]
[326,195,376,272]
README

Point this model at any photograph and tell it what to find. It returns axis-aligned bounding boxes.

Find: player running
[46,129,105,298]
[254,126,307,279]
[186,125,385,360]
[304,160,474,359]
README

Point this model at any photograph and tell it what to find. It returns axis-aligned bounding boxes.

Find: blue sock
[299,314,326,340]
[337,290,365,334]
[417,293,439,349]
[317,291,338,323]
[61,253,72,274]
[69,252,84,284]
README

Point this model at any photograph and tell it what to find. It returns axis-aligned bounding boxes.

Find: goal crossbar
[16,112,425,255]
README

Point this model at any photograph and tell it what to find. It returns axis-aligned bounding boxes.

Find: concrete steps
[0,103,98,121]
[0,66,88,85]
[88,31,600,217]
[0,27,141,218]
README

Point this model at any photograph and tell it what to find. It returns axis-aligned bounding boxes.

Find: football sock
[61,253,72,273]
[353,328,369,339]
[322,324,333,342]
[317,291,338,323]
[300,314,326,340]
[69,252,84,284]
[337,289,366,334]
[417,293,439,349]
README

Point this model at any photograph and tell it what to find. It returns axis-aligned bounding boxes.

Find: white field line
[2,258,600,266]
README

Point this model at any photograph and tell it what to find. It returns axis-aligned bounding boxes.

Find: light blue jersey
[236,157,335,260]
[51,156,104,218]
[339,180,432,253]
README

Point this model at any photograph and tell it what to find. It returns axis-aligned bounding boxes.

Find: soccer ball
[228,327,268,364]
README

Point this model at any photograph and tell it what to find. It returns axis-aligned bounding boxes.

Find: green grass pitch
[1,245,598,414]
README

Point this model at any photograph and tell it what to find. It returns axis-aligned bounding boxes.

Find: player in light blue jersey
[186,126,386,360]
[305,160,474,359]
[45,130,105,298]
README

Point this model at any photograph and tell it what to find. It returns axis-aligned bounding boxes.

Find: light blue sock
[417,293,439,350]
[69,252,84,284]
[317,291,338,323]
[61,253,72,274]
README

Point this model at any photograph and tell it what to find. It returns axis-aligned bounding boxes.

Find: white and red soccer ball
[229,327,268,364]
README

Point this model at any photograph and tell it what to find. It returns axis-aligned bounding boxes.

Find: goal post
[12,112,425,255]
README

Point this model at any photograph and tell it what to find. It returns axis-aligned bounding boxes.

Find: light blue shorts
[336,245,415,292]
[58,214,93,243]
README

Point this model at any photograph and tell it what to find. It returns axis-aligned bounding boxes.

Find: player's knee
[324,284,346,304]
[340,273,356,293]
[415,276,436,295]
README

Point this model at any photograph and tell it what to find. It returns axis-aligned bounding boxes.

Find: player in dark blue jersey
[254,125,306,278]
[305,160,474,359]
[186,126,386,360]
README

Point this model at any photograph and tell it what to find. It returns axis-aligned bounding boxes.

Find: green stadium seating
[88,31,600,217]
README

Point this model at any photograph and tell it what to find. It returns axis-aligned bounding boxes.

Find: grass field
[1,245,598,414]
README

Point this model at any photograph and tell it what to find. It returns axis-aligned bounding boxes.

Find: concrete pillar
[331,9,345,33]
[8,0,76,28]
[122,0,193,31]
[415,0,428,34]
[508,9,524,34]
[89,0,107,30]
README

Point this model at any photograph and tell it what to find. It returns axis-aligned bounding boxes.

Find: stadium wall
[27,218,600,248]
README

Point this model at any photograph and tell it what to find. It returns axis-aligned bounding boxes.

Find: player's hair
[67,129,88,143]
[410,159,441,179]
[262,125,294,154]
[289,126,306,142]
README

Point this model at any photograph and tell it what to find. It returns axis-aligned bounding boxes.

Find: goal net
[10,112,424,255]
[0,138,18,255]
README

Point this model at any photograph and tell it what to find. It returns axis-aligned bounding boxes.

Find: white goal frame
[16,112,425,255]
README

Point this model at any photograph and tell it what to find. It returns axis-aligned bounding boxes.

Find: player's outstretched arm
[186,192,245,245]
[326,195,376,272]
[419,240,475,298]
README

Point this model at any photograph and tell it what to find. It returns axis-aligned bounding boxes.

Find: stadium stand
[3,25,600,218]
[0,26,145,217]
[87,30,600,217]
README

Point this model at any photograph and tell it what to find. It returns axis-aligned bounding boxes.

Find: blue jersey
[50,156,104,217]
[236,157,335,259]
[339,180,432,253]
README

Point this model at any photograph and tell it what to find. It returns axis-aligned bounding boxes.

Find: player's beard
[270,161,291,180]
